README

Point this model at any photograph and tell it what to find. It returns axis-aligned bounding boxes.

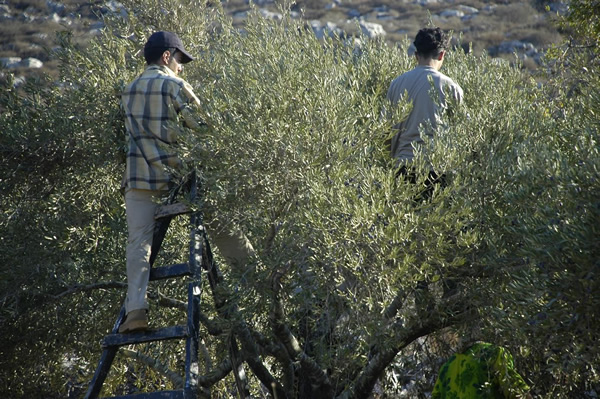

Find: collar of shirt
[416,65,437,72]
[145,64,177,77]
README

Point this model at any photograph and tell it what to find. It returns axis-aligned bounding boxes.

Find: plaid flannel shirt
[122,65,200,191]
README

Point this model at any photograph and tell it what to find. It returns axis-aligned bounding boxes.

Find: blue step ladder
[84,173,249,399]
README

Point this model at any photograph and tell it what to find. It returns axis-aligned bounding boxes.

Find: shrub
[0,0,598,398]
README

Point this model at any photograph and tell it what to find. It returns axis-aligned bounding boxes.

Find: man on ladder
[120,31,254,333]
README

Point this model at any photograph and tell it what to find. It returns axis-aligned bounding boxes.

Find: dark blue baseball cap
[144,31,194,64]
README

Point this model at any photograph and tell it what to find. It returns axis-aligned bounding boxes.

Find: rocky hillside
[1,0,567,84]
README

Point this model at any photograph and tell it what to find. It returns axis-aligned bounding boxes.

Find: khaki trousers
[124,188,254,314]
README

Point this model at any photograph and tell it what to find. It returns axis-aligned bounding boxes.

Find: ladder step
[103,390,184,399]
[150,263,191,281]
[102,325,188,348]
[155,203,191,220]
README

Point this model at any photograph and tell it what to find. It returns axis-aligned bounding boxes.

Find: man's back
[387,65,463,162]
[122,65,199,191]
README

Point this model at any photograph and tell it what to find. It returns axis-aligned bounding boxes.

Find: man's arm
[175,82,202,130]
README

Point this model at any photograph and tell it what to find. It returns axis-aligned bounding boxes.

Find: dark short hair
[414,27,449,58]
[144,47,176,65]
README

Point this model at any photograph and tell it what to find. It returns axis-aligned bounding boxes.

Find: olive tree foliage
[0,28,132,399]
[556,0,600,47]
[0,0,598,398]
[545,0,599,94]
[0,1,217,397]
[509,0,600,395]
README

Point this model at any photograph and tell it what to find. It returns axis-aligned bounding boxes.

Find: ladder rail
[184,200,202,397]
[85,171,249,399]
[85,173,203,399]
[184,283,200,398]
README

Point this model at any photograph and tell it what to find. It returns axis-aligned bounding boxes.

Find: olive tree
[0,0,598,398]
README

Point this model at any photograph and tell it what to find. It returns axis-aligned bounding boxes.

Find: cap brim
[178,48,194,64]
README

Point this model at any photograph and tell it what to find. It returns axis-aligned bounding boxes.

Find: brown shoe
[118,309,148,333]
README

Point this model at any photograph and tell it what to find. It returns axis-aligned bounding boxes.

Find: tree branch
[382,287,407,320]
[235,319,289,399]
[270,262,302,358]
[270,261,335,397]
[270,261,301,392]
[52,281,126,299]
[155,291,187,310]
[203,257,288,398]
[199,338,213,377]
[264,186,299,257]
[119,348,184,388]
[340,295,469,399]
[198,311,225,336]
[198,356,234,387]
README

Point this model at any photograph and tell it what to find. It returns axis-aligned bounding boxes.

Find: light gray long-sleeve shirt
[387,65,463,162]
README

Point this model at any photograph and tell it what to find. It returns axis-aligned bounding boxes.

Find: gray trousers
[124,188,254,314]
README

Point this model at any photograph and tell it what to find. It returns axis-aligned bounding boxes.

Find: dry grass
[494,2,540,25]
[0,0,563,79]
[1,20,62,60]
[0,0,99,80]
[514,23,564,47]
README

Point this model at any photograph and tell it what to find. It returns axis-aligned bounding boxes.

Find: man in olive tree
[386,27,464,310]
[119,31,254,333]
[387,27,463,199]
